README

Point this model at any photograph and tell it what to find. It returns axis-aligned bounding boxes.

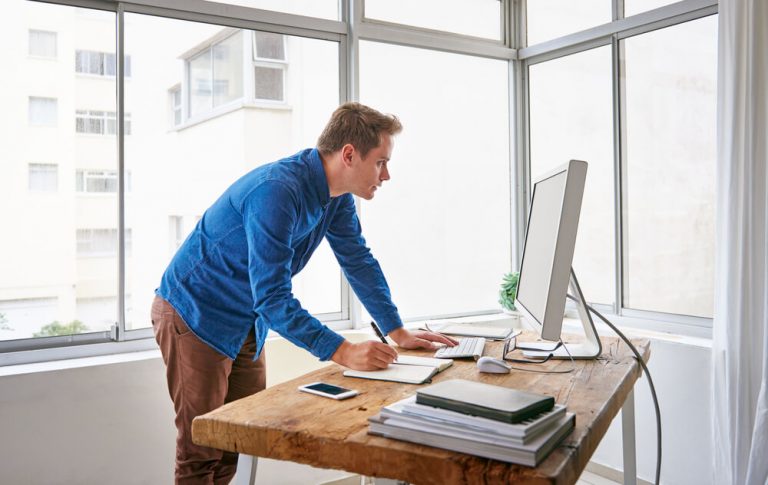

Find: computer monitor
[514,160,601,359]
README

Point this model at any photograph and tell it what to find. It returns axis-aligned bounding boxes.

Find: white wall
[591,334,713,485]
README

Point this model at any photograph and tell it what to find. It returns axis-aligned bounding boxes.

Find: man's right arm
[243,181,395,369]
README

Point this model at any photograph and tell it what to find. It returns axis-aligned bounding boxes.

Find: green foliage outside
[0,312,10,331]
[33,320,89,337]
[498,271,520,312]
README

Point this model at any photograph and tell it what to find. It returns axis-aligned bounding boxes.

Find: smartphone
[298,381,358,400]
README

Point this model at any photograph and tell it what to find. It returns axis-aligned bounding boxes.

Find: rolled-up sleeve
[243,180,345,360]
[325,194,403,334]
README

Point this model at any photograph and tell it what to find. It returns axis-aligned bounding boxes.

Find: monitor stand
[521,269,602,360]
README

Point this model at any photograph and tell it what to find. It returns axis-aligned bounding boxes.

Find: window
[359,41,511,319]
[75,110,131,135]
[253,31,286,102]
[528,46,615,307]
[169,216,185,252]
[76,169,131,193]
[622,17,717,318]
[76,228,132,257]
[364,0,502,40]
[526,0,610,45]
[28,96,58,126]
[75,50,132,77]
[28,29,57,58]
[125,13,339,332]
[28,163,58,192]
[2,3,118,347]
[188,31,244,117]
[169,85,182,126]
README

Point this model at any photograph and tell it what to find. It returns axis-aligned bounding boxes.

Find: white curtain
[712,0,768,484]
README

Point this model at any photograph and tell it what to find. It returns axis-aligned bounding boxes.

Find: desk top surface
[192,334,649,485]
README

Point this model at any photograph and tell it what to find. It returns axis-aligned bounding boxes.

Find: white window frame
[28,163,59,192]
[28,96,58,127]
[75,110,132,135]
[75,169,131,193]
[28,29,58,59]
[75,49,132,78]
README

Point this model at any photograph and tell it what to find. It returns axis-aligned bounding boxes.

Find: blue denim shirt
[157,148,403,361]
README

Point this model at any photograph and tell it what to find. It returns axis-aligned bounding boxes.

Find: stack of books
[368,379,575,467]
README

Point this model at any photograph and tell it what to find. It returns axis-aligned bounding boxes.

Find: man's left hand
[387,327,459,350]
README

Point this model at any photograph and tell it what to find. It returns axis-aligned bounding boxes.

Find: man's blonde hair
[317,102,402,157]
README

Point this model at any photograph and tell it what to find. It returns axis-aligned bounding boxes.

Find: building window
[75,50,132,77]
[28,29,57,58]
[75,169,131,193]
[188,31,244,117]
[76,228,132,257]
[253,31,286,102]
[28,96,58,126]
[75,110,131,135]
[28,163,58,192]
[169,85,182,126]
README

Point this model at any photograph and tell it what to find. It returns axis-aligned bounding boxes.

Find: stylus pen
[370,321,389,345]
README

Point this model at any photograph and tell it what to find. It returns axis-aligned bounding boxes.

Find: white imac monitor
[514,160,601,359]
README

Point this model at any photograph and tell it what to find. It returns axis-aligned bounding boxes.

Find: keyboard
[434,337,486,360]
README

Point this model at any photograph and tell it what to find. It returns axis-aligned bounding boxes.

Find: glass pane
[28,97,58,126]
[528,46,614,306]
[526,0,610,46]
[623,16,717,317]
[213,32,243,106]
[254,66,283,100]
[28,164,59,192]
[360,41,511,318]
[29,29,57,58]
[365,0,502,40]
[1,1,117,341]
[189,49,212,117]
[254,32,285,60]
[204,0,338,20]
[125,14,341,330]
[625,0,677,17]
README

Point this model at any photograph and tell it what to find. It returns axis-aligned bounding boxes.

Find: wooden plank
[192,334,649,485]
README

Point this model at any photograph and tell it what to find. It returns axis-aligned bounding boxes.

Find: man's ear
[340,143,356,168]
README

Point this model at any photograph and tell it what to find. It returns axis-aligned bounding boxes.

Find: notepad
[343,363,439,384]
[395,355,453,372]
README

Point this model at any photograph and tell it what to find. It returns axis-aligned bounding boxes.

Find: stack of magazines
[368,379,575,467]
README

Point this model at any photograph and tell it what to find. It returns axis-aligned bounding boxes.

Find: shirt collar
[307,148,331,208]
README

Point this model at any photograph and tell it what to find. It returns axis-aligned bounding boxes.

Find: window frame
[1,0,716,365]
[28,29,58,59]
[28,163,59,192]
[516,0,718,332]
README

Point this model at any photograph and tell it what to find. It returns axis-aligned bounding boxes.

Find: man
[151,102,457,484]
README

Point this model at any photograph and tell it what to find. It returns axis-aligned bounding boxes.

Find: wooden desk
[193,335,649,485]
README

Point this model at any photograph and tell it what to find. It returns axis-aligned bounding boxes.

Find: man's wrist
[387,327,409,345]
[331,340,351,365]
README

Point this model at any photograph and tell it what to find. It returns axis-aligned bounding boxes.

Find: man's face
[348,133,393,200]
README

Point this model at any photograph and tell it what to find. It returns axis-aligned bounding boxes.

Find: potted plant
[498,271,520,314]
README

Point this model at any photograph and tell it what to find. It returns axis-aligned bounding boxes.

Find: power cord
[567,294,662,485]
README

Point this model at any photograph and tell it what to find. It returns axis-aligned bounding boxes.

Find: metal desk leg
[621,389,637,485]
[234,454,258,485]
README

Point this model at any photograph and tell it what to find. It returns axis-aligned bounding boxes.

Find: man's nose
[380,166,390,181]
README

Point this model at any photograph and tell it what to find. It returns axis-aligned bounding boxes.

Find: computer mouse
[476,356,512,374]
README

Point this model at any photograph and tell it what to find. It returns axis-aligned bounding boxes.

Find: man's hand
[387,327,459,350]
[331,340,398,371]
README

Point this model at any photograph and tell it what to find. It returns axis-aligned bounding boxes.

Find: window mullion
[115,4,126,340]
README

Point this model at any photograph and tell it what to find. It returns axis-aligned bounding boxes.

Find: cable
[567,295,662,485]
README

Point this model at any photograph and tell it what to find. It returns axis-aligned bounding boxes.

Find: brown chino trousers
[151,296,267,485]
